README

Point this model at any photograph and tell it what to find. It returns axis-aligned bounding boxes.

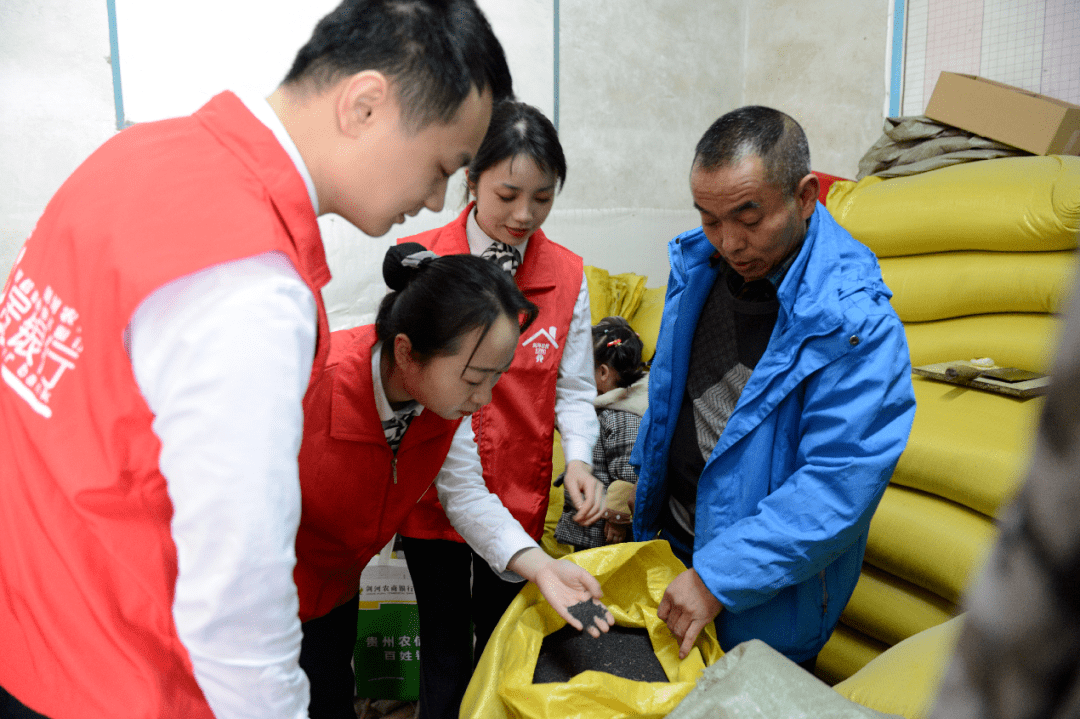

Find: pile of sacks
[819,155,1080,718]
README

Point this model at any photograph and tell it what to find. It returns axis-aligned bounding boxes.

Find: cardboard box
[924,71,1080,156]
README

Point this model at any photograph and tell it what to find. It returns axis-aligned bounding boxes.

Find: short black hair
[693,106,811,198]
[377,243,538,362]
[283,0,513,130]
[467,100,566,190]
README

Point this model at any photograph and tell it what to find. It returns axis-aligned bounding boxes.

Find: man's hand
[657,568,723,659]
[563,460,604,526]
[509,548,614,637]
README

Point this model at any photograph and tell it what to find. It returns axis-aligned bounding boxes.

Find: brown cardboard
[924,71,1080,156]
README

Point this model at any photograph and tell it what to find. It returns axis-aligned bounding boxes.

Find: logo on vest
[521,326,558,364]
[1,261,84,419]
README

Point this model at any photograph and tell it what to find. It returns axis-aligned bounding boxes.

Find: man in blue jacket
[631,106,916,669]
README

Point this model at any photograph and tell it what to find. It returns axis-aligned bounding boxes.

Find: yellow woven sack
[584,266,648,325]
[890,377,1040,518]
[864,486,997,605]
[460,540,723,719]
[542,431,574,559]
[881,251,1076,323]
[815,623,888,686]
[905,313,1061,371]
[827,155,1080,257]
[834,615,965,719]
[628,286,666,363]
[839,565,956,648]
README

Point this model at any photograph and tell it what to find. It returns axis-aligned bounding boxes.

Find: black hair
[593,316,646,388]
[693,106,811,198]
[376,242,538,363]
[283,0,513,130]
[466,100,566,199]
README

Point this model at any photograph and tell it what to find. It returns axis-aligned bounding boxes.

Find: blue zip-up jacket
[631,203,916,661]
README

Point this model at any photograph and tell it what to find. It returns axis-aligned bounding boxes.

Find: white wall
[538,0,891,288]
[742,1,891,179]
[1,0,891,327]
[0,2,116,280]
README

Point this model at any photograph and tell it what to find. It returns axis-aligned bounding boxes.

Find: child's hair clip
[606,338,623,347]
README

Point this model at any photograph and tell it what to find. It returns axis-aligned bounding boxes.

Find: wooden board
[912,361,1049,398]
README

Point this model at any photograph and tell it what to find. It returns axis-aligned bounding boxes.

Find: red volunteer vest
[0,92,331,719]
[398,204,583,542]
[294,326,461,621]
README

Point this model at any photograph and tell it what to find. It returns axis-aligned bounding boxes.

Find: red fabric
[812,171,850,204]
[294,325,462,621]
[0,92,330,719]
[397,205,583,542]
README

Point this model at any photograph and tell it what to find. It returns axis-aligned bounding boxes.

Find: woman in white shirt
[294,244,612,718]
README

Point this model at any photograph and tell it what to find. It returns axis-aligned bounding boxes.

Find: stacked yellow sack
[834,615,966,719]
[816,155,1080,703]
[829,155,1079,370]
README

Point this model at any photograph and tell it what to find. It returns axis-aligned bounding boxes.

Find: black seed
[566,600,609,629]
[532,625,669,684]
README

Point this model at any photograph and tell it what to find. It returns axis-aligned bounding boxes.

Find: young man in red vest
[0,3,511,718]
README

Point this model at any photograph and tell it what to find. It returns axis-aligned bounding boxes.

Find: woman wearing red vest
[295,244,612,719]
[397,101,605,719]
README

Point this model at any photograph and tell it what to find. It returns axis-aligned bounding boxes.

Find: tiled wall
[902,0,1080,116]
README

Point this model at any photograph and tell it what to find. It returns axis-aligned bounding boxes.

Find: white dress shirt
[127,94,319,719]
[464,208,599,464]
[369,342,537,579]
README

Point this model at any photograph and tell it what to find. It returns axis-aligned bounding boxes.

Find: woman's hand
[508,548,614,637]
[563,460,605,526]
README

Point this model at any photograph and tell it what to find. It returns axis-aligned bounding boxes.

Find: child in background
[555,316,649,552]
[397,100,603,719]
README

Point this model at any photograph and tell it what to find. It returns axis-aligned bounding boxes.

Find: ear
[392,332,415,370]
[596,363,613,385]
[465,168,477,198]
[794,172,820,221]
[336,70,392,138]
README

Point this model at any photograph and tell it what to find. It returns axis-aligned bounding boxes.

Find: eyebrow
[500,182,557,193]
[465,359,514,374]
[693,200,761,216]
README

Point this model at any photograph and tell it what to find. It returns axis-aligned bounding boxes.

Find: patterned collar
[466,205,530,260]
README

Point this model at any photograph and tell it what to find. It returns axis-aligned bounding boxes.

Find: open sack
[460,540,724,719]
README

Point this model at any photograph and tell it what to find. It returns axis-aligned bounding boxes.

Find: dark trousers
[401,537,524,719]
[300,593,361,719]
[0,685,49,719]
